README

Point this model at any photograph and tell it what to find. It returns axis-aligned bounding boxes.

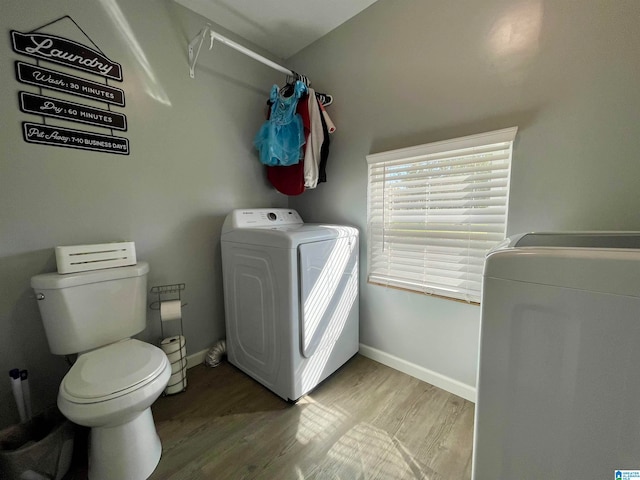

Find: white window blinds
[366,127,517,303]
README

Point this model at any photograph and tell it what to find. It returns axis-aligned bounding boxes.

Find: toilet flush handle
[36,293,45,301]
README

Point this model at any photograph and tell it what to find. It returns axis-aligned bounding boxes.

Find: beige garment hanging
[303,88,325,189]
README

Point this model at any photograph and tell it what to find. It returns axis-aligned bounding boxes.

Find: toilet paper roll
[165,381,186,395]
[10,369,26,423]
[20,370,32,421]
[170,357,187,374]
[160,300,182,322]
[161,335,187,366]
[167,365,187,386]
[165,364,187,395]
[165,345,187,364]
[160,335,185,354]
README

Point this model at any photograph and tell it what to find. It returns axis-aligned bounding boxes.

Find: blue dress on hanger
[254,81,307,166]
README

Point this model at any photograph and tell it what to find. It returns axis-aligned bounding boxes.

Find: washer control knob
[267,212,277,221]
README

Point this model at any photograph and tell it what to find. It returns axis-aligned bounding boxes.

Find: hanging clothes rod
[188,24,294,79]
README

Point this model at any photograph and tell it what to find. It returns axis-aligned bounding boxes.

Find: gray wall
[2,0,639,429]
[0,0,284,428]
[287,0,640,392]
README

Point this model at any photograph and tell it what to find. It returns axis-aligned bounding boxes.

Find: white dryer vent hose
[205,339,226,367]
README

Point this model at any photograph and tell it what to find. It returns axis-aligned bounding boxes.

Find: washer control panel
[224,209,304,230]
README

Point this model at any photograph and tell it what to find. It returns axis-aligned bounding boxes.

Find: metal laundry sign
[11,30,122,80]
[20,92,127,130]
[23,122,129,155]
[11,17,129,155]
[16,62,125,106]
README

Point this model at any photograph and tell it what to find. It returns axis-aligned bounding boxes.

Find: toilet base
[88,408,162,480]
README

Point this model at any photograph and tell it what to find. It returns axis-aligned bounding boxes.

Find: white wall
[0,0,285,428]
[288,0,640,397]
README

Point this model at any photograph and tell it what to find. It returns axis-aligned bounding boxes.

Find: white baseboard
[186,348,208,369]
[187,344,477,402]
[358,344,477,403]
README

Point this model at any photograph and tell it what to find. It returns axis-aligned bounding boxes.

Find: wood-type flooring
[147,354,474,480]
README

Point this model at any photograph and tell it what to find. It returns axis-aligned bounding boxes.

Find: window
[366,127,517,303]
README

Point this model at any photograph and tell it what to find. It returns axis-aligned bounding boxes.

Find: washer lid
[62,339,167,400]
[485,247,640,296]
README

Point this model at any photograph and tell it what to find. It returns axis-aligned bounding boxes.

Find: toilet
[31,261,171,480]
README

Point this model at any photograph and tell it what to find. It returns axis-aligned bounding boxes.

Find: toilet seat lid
[62,339,167,401]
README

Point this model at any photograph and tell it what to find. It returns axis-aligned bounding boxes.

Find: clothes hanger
[279,73,296,97]
[314,92,333,107]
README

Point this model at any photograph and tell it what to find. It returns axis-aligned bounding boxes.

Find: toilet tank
[31,262,149,355]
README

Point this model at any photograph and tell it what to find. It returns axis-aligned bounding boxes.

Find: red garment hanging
[266,92,310,196]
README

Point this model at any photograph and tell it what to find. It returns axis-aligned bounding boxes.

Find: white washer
[473,232,640,480]
[221,208,359,401]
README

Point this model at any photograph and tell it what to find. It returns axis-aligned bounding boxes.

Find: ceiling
[174,0,379,59]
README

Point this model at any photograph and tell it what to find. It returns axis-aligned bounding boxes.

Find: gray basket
[0,407,74,480]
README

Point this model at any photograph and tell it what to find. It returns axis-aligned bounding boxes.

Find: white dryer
[221,209,359,401]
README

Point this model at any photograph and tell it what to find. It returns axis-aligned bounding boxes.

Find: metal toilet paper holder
[150,283,188,394]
